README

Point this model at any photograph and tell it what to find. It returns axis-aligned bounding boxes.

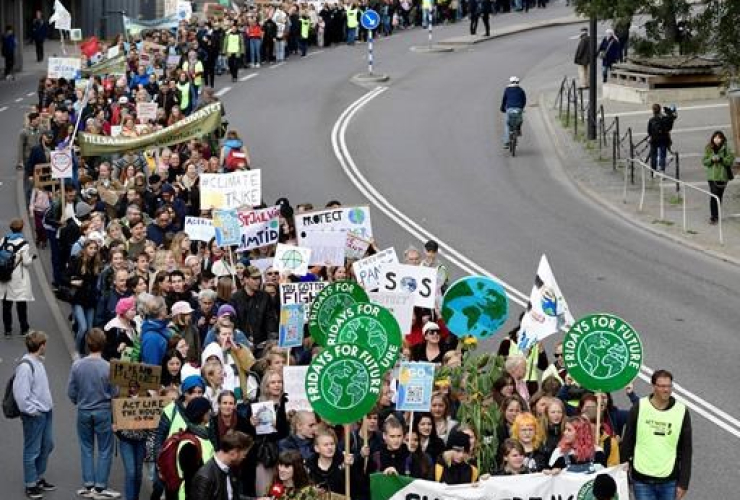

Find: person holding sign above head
[621,369,692,500]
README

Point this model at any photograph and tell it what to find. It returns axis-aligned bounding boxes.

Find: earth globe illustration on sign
[338,317,388,361]
[578,332,629,380]
[280,249,304,270]
[441,276,509,339]
[348,208,365,224]
[400,277,418,293]
[322,359,369,409]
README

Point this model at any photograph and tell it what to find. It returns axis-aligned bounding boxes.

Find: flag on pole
[80,37,102,59]
[517,254,575,350]
[49,0,72,31]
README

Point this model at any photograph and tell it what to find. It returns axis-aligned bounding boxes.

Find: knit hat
[447,430,471,452]
[181,375,206,394]
[75,202,93,219]
[184,396,211,423]
[115,296,136,316]
[217,304,236,318]
[592,474,617,500]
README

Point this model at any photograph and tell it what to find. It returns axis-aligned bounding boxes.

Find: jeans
[347,27,357,45]
[3,299,29,333]
[73,305,95,355]
[22,410,55,487]
[249,39,262,66]
[503,108,523,144]
[708,181,726,222]
[275,40,286,62]
[633,479,677,500]
[46,229,62,286]
[119,438,146,500]
[649,144,667,171]
[77,408,114,489]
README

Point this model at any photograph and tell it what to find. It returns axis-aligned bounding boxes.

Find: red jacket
[247,25,263,39]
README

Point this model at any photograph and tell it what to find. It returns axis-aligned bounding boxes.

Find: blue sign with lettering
[361,9,380,30]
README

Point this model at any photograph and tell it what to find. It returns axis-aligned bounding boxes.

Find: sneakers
[92,489,121,499]
[37,480,56,491]
[76,487,94,498]
[25,486,44,499]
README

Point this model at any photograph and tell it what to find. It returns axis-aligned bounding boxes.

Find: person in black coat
[189,430,253,500]
[229,266,278,348]
[480,0,492,37]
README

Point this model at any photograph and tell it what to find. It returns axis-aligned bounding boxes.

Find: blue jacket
[501,85,527,112]
[140,319,170,366]
[279,434,315,462]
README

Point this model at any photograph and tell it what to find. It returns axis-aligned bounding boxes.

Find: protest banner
[345,233,371,261]
[441,276,509,340]
[136,102,158,123]
[81,54,126,76]
[49,0,72,31]
[309,281,369,346]
[370,465,629,500]
[306,343,383,424]
[379,263,437,309]
[563,313,643,393]
[112,397,170,430]
[123,14,181,34]
[184,216,214,242]
[200,170,261,210]
[273,243,311,277]
[166,54,181,68]
[79,103,222,156]
[109,360,162,392]
[368,291,414,334]
[48,57,81,79]
[279,304,305,349]
[295,206,373,244]
[326,303,402,372]
[50,150,73,179]
[518,254,575,350]
[353,248,398,291]
[236,205,280,251]
[283,366,311,412]
[164,0,178,16]
[212,209,241,247]
[107,45,120,59]
[301,231,347,267]
[396,362,435,412]
[280,282,328,321]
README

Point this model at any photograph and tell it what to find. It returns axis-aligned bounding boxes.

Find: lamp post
[587,13,597,140]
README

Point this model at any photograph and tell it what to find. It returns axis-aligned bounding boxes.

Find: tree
[697,0,740,81]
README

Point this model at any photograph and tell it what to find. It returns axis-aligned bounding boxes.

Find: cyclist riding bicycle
[500,76,527,149]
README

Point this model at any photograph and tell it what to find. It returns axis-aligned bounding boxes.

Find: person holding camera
[0,219,35,336]
[703,130,735,225]
[647,104,676,173]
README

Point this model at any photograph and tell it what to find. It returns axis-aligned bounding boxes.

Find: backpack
[224,148,249,171]
[0,239,27,283]
[156,429,202,492]
[3,359,34,419]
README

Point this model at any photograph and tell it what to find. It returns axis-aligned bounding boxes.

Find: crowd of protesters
[8,2,691,500]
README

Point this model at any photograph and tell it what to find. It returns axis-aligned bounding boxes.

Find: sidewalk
[540,86,740,264]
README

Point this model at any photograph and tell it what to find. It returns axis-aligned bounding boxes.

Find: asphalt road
[1,12,738,499]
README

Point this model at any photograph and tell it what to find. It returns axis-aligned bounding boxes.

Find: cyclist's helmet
[509,76,520,84]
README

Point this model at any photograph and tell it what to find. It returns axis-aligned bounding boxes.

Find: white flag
[49,0,72,31]
[518,255,574,350]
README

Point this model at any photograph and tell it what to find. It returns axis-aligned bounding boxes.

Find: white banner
[295,206,372,244]
[301,231,346,267]
[353,247,398,291]
[283,366,311,412]
[184,217,214,242]
[280,282,328,321]
[48,57,81,79]
[236,205,280,252]
[379,263,438,309]
[49,0,72,31]
[369,291,414,334]
[518,254,575,350]
[201,170,261,210]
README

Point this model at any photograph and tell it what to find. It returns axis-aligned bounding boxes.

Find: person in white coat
[0,218,34,336]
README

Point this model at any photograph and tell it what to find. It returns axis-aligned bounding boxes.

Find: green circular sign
[308,281,369,347]
[325,303,402,373]
[305,343,383,424]
[563,313,643,393]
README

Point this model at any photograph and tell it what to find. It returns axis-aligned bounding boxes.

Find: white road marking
[27,92,35,96]
[332,87,740,439]
[215,86,232,97]
[307,50,325,57]
[14,98,23,102]
[0,106,7,112]
[239,73,259,82]
[605,103,728,118]
[270,62,286,69]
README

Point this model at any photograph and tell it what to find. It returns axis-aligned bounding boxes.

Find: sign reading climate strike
[201,170,262,210]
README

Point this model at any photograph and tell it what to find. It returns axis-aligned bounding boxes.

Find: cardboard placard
[113,396,170,430]
[33,164,60,192]
[110,360,162,391]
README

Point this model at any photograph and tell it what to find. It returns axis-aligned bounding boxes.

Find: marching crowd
[5,2,691,500]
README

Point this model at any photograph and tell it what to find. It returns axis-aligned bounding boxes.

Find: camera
[663,105,677,118]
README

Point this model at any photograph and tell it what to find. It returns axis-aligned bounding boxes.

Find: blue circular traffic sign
[361,9,380,31]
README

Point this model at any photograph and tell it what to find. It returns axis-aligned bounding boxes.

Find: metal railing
[622,158,723,245]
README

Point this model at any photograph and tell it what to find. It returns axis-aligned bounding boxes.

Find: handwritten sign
[352,247,398,291]
[273,244,311,277]
[113,397,170,430]
[48,57,81,79]
[110,360,162,391]
[301,231,346,266]
[237,205,280,251]
[280,282,328,321]
[295,206,373,244]
[346,233,371,261]
[201,170,261,210]
[50,150,73,179]
[184,216,215,242]
[136,102,158,123]
[213,209,241,247]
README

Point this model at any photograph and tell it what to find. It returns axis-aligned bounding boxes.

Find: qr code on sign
[405,385,425,404]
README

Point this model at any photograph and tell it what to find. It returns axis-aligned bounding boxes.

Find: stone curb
[438,15,586,46]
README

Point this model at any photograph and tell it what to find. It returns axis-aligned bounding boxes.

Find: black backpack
[3,359,34,419]
[0,238,27,283]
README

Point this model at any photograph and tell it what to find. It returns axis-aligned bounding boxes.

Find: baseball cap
[423,322,440,334]
[171,301,194,316]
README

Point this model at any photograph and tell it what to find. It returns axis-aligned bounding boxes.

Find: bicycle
[507,108,523,157]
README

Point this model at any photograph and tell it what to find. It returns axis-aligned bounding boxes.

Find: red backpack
[156,430,202,492]
[225,148,249,171]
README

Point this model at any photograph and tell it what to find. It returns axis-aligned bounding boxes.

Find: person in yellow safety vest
[182,49,204,107]
[175,397,215,500]
[346,3,359,45]
[221,24,245,82]
[175,70,193,115]
[620,369,692,500]
[299,13,311,57]
[422,0,434,28]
